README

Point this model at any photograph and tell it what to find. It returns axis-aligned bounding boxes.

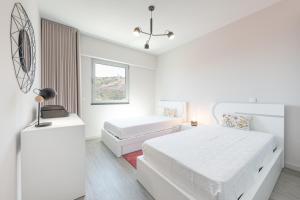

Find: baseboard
[285,162,300,172]
[85,135,101,141]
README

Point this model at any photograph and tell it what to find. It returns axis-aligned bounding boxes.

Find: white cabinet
[21,114,85,200]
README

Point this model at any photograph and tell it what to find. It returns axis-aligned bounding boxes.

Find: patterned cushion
[221,114,251,130]
[164,108,177,117]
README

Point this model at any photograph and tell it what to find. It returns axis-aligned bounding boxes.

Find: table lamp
[33,88,56,127]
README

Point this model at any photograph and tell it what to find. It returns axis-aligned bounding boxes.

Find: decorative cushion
[221,114,251,130]
[164,108,177,117]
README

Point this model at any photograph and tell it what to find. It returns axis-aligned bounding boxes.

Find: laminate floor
[78,140,300,200]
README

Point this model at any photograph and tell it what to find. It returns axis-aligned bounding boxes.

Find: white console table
[21,114,85,200]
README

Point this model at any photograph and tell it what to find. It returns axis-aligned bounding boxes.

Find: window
[92,59,129,104]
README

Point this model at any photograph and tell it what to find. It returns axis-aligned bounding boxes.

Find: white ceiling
[38,0,281,55]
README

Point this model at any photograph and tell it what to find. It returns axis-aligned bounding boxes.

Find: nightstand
[181,123,198,131]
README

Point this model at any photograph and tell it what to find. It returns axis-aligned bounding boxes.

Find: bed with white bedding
[101,101,187,157]
[104,116,183,139]
[142,125,279,200]
[137,102,284,200]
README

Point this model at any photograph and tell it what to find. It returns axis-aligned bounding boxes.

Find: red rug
[123,150,143,169]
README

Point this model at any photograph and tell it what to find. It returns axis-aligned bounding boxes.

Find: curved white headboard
[212,102,285,167]
[157,100,187,121]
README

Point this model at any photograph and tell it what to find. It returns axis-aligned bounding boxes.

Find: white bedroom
[0,0,299,200]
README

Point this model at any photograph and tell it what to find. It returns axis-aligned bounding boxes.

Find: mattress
[104,115,183,139]
[142,125,279,200]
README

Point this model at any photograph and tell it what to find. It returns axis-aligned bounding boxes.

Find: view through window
[92,59,129,104]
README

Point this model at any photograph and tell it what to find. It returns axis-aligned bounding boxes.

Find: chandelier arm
[150,17,153,34]
[140,31,151,36]
[146,34,152,44]
[152,33,168,37]
[150,7,153,34]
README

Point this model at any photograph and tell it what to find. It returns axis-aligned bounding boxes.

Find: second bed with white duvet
[104,115,183,139]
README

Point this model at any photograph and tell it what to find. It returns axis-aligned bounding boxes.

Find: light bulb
[167,31,175,40]
[133,27,141,37]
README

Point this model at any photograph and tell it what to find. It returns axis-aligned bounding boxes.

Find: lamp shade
[167,31,175,40]
[38,88,56,100]
[133,27,141,37]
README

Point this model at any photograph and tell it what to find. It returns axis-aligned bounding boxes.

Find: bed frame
[101,100,187,157]
[137,102,284,200]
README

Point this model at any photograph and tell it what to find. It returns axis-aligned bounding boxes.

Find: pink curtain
[41,19,80,114]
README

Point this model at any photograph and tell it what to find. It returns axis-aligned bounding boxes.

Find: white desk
[21,114,85,200]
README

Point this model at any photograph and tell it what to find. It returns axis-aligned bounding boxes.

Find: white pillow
[163,108,177,117]
[221,113,251,130]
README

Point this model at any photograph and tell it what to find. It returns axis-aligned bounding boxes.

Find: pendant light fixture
[133,5,174,49]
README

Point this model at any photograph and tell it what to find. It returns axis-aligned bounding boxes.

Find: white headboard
[157,100,187,121]
[212,102,285,166]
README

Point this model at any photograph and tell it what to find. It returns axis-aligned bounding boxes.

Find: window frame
[91,58,129,105]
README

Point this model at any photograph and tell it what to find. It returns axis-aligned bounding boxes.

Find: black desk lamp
[33,88,56,127]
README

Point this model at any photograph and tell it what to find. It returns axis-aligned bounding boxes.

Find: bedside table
[181,123,198,131]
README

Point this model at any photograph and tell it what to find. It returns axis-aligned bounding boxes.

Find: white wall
[0,0,41,199]
[80,34,157,69]
[80,35,156,139]
[156,0,300,171]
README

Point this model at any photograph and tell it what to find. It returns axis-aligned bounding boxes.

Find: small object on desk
[191,120,198,126]
[34,95,52,127]
[33,88,56,127]
[41,105,69,118]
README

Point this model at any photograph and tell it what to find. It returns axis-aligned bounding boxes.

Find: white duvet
[104,115,183,139]
[142,125,278,200]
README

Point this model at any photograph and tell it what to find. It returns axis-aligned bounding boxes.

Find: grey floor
[79,140,300,200]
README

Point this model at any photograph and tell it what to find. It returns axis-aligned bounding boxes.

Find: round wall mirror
[18,29,32,73]
[10,3,36,93]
